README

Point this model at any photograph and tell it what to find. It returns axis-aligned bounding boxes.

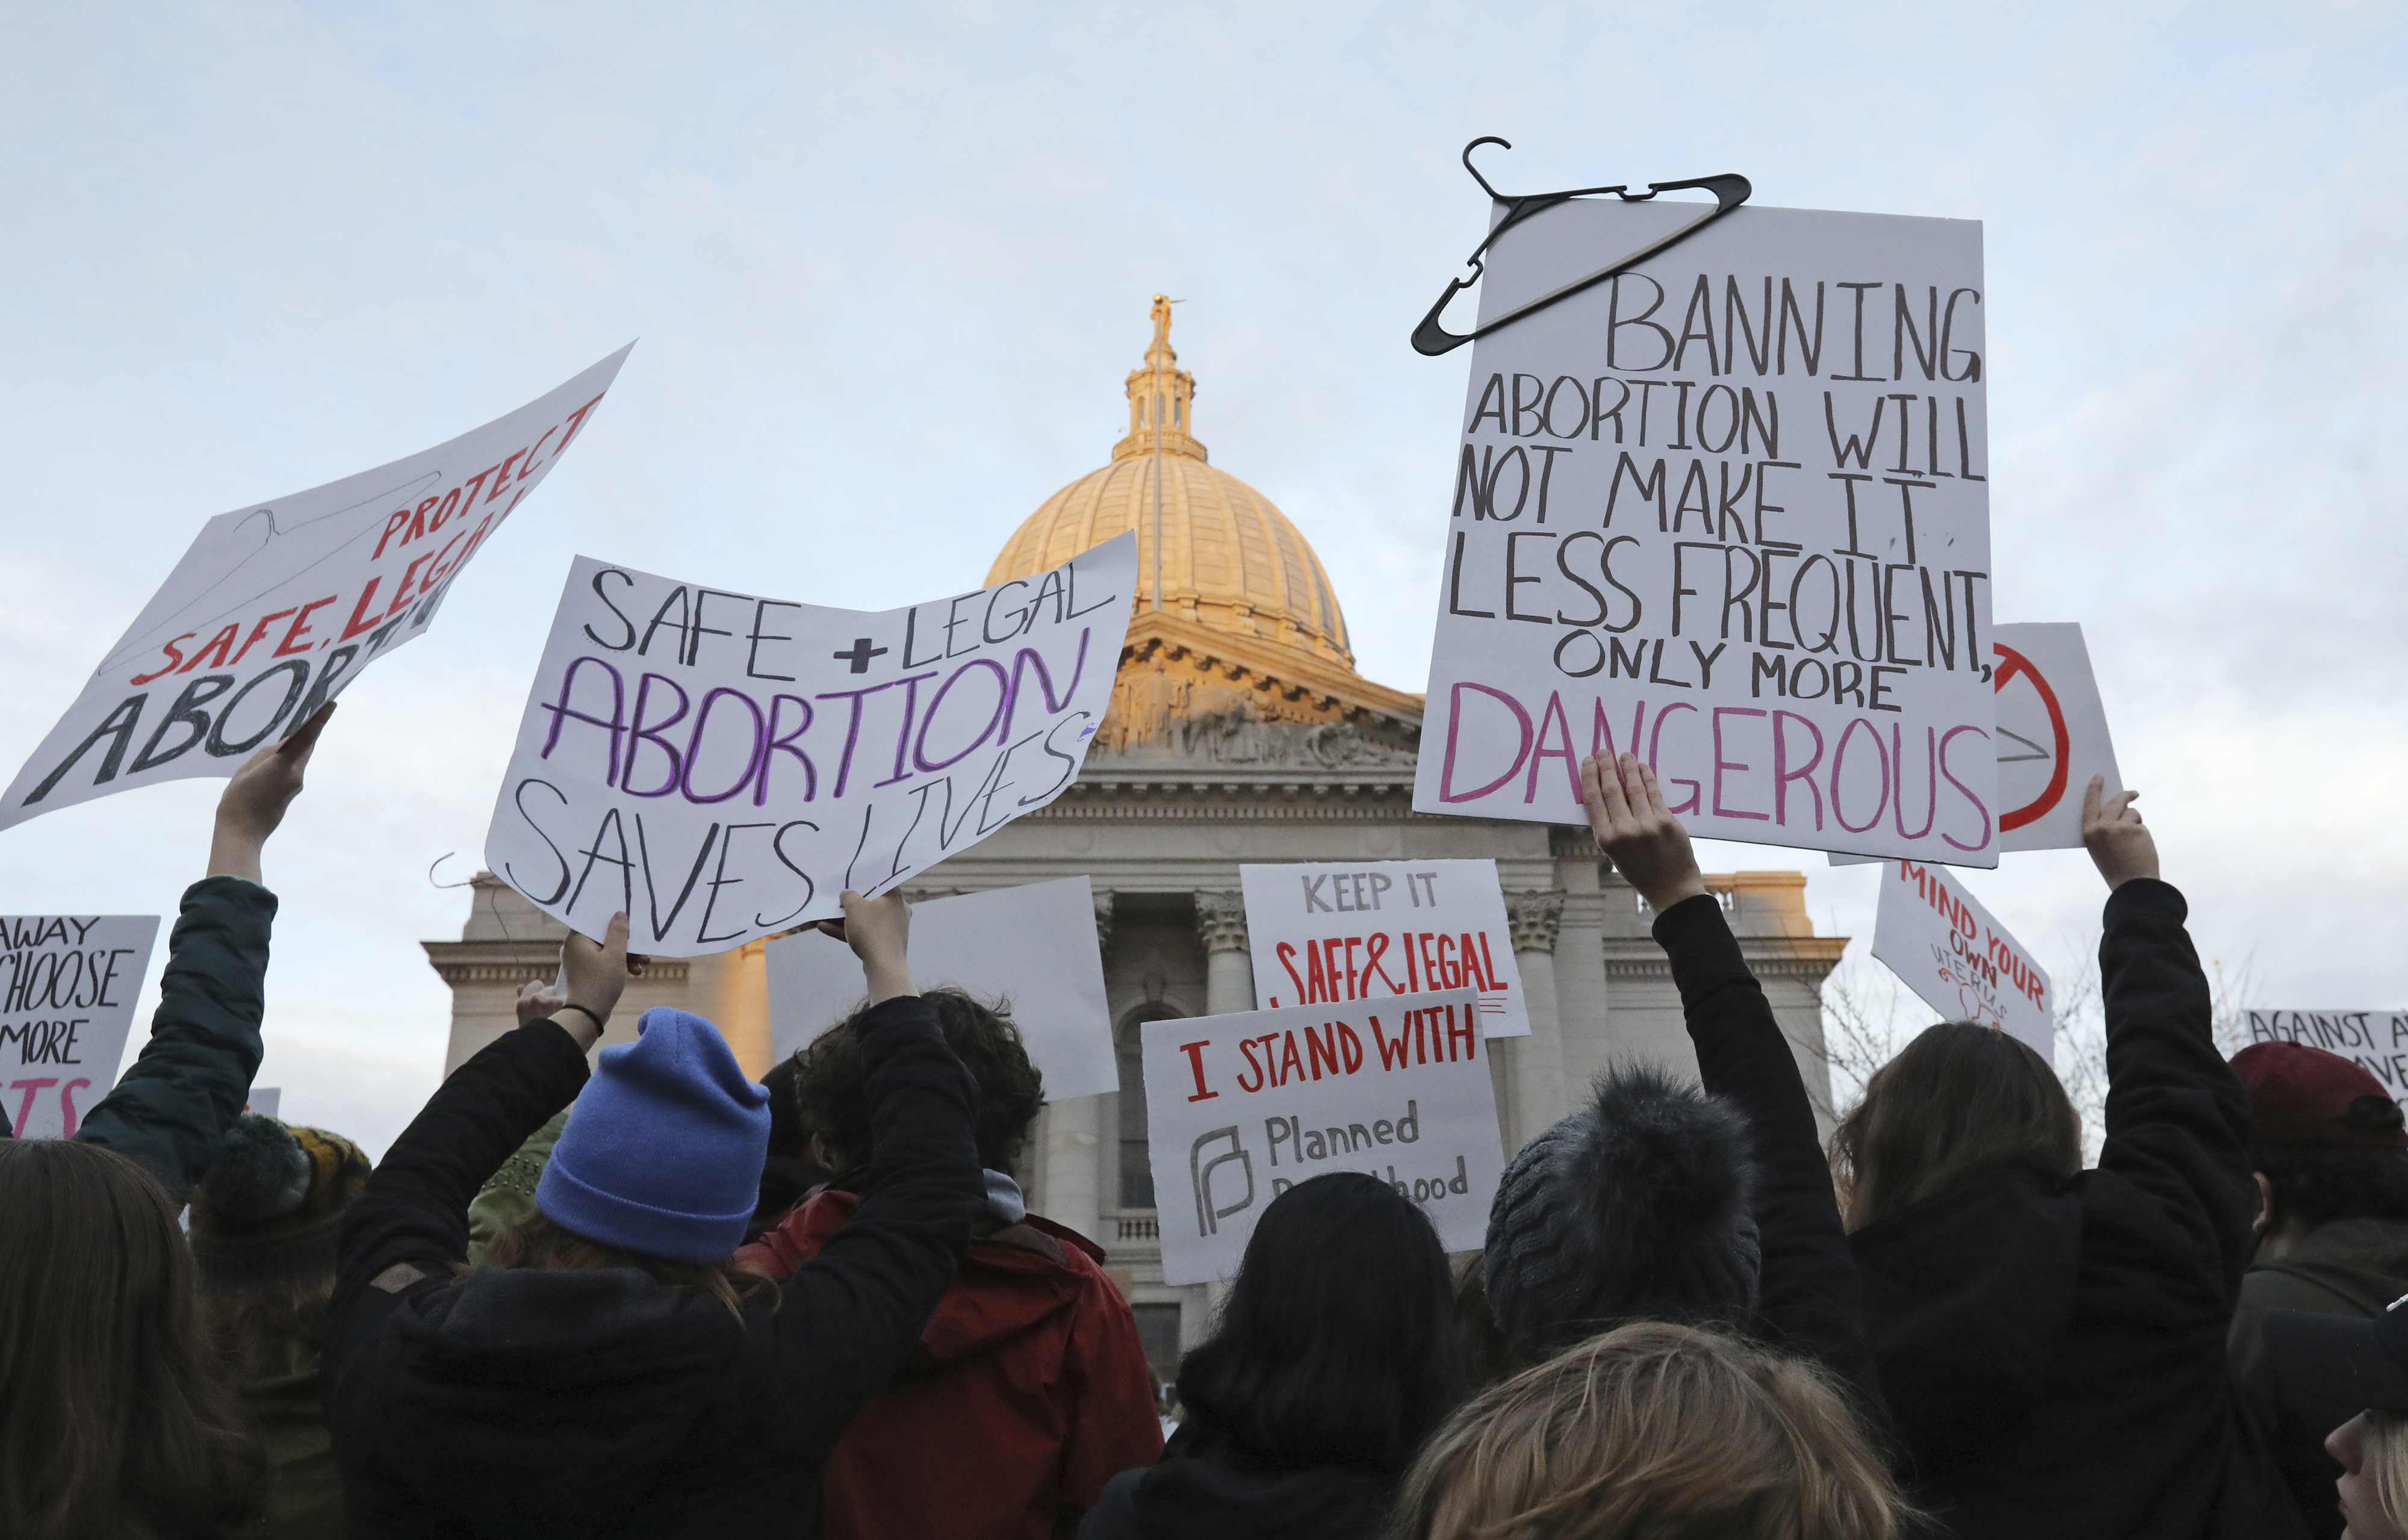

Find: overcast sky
[3,2,2401,1155]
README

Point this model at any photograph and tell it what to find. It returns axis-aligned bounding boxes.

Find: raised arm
[2084,779,2255,1280]
[329,914,631,1311]
[75,703,332,1196]
[1580,750,1884,1424]
[764,890,981,1452]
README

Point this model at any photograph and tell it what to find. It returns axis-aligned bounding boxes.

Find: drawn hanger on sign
[1410,137,1753,357]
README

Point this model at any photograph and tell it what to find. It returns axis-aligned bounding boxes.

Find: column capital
[1093,887,1117,951]
[1506,889,1568,954]
[1194,890,1250,955]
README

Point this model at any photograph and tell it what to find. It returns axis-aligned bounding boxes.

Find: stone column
[1041,1097,1105,1248]
[1034,886,1115,1248]
[1504,889,1572,1150]
[1194,891,1255,1016]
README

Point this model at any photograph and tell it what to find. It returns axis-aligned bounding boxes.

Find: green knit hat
[187,1114,371,1294]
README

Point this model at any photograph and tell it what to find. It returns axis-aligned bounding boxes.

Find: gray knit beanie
[1483,1063,1761,1361]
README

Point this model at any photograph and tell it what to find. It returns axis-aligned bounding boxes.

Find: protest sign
[243,1087,281,1119]
[1238,858,1530,1038]
[1414,197,1998,866]
[486,535,1136,956]
[1,915,160,1137]
[766,876,1117,1099]
[1142,989,1502,1284]
[2242,1011,2408,1110]
[2,349,632,831]
[1834,622,2123,864]
[1872,859,2051,1057]
[1991,623,2120,852]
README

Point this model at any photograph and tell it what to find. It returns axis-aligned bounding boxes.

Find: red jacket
[735,1190,1163,1540]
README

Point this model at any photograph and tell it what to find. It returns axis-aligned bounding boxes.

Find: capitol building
[427,301,1846,1380]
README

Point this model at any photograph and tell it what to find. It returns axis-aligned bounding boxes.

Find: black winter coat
[1656,892,1887,1424]
[320,997,979,1540]
[1848,879,2301,1540]
[1078,1421,1392,1540]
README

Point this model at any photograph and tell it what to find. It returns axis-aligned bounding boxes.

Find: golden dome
[985,296,1356,671]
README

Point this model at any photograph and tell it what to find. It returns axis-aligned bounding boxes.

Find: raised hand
[556,911,634,1049]
[1580,750,1710,913]
[816,890,915,1005]
[208,701,337,883]
[515,978,568,1027]
[2081,775,2159,890]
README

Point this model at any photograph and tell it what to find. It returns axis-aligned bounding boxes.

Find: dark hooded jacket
[318,998,979,1540]
[1847,880,2302,1540]
[2230,1216,2408,1539]
[736,1187,1162,1540]
[1079,1420,1391,1540]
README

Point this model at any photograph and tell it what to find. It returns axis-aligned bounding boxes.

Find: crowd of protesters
[5,702,2407,1539]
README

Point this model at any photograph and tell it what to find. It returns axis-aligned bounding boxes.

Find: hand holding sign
[827,890,916,1007]
[557,912,636,1050]
[1580,751,1708,912]
[2080,776,2158,891]
[206,701,335,884]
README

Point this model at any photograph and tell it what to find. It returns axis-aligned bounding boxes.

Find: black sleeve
[2094,879,2257,1286]
[324,1020,590,1353]
[1652,893,1887,1427]
[762,994,979,1454]
[75,876,276,1198]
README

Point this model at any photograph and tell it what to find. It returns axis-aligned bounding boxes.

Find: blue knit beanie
[536,1008,771,1262]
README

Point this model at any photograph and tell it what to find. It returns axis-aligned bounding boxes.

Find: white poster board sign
[2243,1012,2408,1110]
[1142,989,1503,1284]
[1872,860,2052,1057]
[1991,623,2121,852]
[1414,198,1998,866]
[1238,858,1530,1038]
[1,915,161,1137]
[766,876,1117,1100]
[243,1087,281,1119]
[1834,622,2123,864]
[486,536,1135,955]
[2,349,631,831]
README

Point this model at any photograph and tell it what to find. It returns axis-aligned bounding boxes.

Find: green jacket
[242,1332,347,1540]
[71,875,276,1199]
[464,1107,569,1263]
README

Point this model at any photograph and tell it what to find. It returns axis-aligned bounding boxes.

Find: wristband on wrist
[554,1002,606,1033]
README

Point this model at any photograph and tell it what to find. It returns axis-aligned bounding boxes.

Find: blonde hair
[1389,1321,1910,1540]
[2371,1411,2408,1530]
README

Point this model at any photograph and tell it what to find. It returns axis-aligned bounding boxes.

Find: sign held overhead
[1872,860,2052,1059]
[1414,196,2000,866]
[2,349,632,831]
[1143,989,1504,1285]
[1,915,161,1138]
[767,877,1118,1101]
[1240,858,1531,1038]
[485,535,1135,955]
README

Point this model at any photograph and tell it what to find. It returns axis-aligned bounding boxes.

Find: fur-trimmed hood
[1483,1063,1761,1360]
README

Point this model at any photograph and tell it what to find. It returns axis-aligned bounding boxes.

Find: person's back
[1838,780,2299,1539]
[1079,1172,1470,1540]
[2225,1040,2408,1539]
[736,987,1160,1539]
[191,1115,373,1540]
[321,896,983,1539]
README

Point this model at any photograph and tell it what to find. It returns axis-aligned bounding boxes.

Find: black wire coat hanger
[1410,137,1752,357]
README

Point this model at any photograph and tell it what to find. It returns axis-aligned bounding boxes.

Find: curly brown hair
[789,987,1044,1172]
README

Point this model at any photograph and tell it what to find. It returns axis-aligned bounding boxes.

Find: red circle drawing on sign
[1993,643,2071,832]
